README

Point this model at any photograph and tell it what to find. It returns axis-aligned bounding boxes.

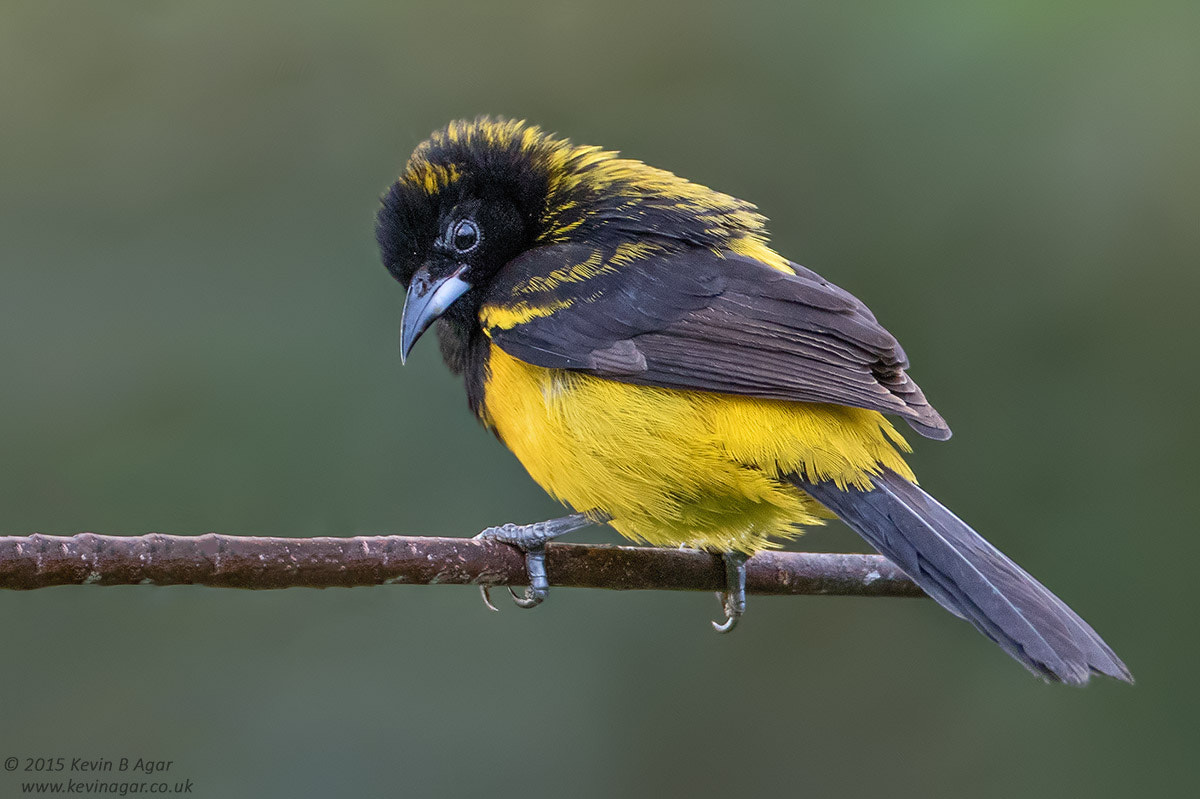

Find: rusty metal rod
[0,533,925,597]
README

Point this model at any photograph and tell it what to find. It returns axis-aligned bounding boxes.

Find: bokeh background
[2,1,1197,797]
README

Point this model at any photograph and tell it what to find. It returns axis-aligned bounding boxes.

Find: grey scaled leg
[473,512,598,610]
[712,551,751,633]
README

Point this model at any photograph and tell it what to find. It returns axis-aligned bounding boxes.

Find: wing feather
[482,244,951,439]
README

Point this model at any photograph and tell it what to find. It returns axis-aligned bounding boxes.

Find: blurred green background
[2,1,1197,797]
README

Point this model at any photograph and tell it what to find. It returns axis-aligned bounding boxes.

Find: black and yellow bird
[375,117,1130,685]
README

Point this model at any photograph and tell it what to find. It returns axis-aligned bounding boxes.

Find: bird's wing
[480,243,950,440]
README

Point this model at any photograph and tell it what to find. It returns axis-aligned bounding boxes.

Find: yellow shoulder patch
[480,297,575,331]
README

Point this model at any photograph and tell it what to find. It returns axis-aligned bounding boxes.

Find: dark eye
[451,219,480,253]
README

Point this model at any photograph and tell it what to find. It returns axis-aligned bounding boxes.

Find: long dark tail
[791,468,1131,684]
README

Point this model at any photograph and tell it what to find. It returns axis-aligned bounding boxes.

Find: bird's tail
[790,468,1131,684]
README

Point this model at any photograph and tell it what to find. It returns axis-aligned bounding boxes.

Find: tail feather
[792,468,1131,684]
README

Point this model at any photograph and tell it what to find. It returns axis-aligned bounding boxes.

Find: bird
[374,117,1131,685]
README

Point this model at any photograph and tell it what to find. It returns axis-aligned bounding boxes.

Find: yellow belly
[481,346,916,553]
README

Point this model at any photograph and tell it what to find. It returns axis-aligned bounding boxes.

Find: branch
[0,533,924,597]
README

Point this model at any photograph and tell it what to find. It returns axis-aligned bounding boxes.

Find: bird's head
[375,117,766,362]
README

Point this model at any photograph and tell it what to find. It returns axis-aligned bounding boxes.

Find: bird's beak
[400,264,472,364]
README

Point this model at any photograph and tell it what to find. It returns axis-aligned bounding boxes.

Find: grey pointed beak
[400,264,472,363]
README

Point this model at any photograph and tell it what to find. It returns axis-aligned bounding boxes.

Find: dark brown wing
[480,243,951,439]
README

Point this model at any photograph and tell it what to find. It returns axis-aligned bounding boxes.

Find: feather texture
[483,244,950,439]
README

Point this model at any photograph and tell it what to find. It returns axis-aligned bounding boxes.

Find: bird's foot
[712,551,751,633]
[473,512,598,610]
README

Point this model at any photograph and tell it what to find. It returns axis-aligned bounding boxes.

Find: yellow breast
[481,345,915,553]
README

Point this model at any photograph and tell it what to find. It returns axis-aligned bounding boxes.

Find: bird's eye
[451,219,480,253]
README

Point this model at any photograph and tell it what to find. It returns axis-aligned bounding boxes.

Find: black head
[375,118,563,361]
[375,117,767,362]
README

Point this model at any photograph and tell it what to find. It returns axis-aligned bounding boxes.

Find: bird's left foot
[473,512,598,610]
[712,551,751,633]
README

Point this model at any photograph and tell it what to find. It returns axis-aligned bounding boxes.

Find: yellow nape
[481,347,915,554]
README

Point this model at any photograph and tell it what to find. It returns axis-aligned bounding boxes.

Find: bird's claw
[510,584,546,609]
[477,580,546,611]
[711,588,743,633]
[712,614,739,633]
[709,552,750,634]
[479,585,501,612]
